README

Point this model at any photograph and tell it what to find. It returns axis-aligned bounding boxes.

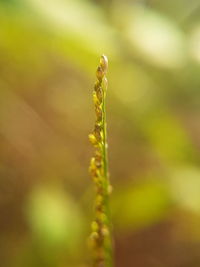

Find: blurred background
[1,0,200,266]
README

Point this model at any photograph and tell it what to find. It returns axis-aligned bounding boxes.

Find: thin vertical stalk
[88,55,113,267]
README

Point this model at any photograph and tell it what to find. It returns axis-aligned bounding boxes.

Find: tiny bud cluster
[88,55,112,267]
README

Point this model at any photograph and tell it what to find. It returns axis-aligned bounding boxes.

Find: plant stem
[88,55,113,267]
[102,79,113,267]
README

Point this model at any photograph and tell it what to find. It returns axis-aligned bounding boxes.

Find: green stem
[89,55,113,267]
[102,81,113,267]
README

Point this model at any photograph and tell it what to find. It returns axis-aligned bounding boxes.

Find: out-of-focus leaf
[169,167,200,213]
[26,185,83,249]
[189,25,200,63]
[25,0,118,59]
[112,178,171,230]
[144,111,197,163]
[125,6,187,68]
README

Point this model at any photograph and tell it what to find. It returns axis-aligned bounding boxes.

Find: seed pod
[100,55,108,74]
[95,106,103,122]
[89,157,97,176]
[93,91,100,106]
[96,87,103,103]
[101,226,109,237]
[96,194,103,206]
[96,66,104,81]
[88,134,97,145]
[95,158,102,168]
[91,221,99,232]
[93,124,102,142]
[94,81,100,92]
[90,231,99,243]
[95,150,102,161]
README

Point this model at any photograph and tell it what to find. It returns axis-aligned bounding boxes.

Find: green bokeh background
[1,0,200,266]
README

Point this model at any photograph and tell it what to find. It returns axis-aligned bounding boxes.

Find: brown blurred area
[1,0,200,266]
